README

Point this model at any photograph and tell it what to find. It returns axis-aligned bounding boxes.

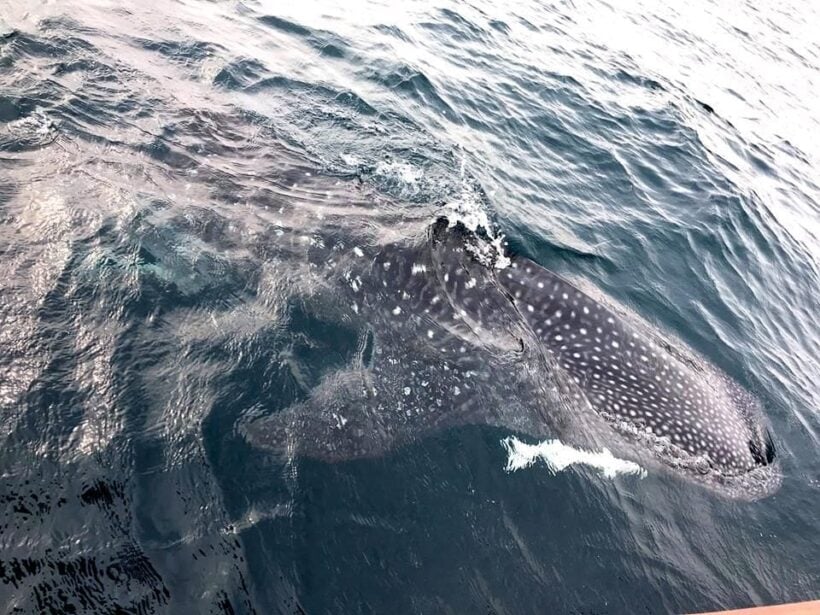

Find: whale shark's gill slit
[359,328,375,368]
[500,286,516,307]
[658,339,704,374]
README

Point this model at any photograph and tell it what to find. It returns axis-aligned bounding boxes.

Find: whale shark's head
[489,229,779,495]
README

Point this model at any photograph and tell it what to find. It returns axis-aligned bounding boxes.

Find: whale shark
[243,217,779,499]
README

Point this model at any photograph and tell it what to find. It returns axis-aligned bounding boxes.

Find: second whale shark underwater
[243,216,779,500]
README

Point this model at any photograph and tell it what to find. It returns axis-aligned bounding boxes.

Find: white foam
[441,154,511,269]
[372,160,423,194]
[501,436,647,479]
[8,108,56,138]
[443,190,510,270]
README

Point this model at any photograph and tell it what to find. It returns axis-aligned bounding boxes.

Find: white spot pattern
[497,260,764,473]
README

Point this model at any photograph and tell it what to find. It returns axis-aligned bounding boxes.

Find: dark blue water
[1,1,818,613]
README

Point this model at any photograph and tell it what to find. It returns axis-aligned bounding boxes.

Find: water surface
[1,0,818,613]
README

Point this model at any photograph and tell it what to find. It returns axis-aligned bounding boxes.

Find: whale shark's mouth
[749,429,776,466]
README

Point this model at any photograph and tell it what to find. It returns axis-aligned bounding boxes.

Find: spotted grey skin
[245,220,556,461]
[498,259,775,475]
[243,218,778,496]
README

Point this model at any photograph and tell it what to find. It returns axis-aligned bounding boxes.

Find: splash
[501,436,647,479]
[443,155,510,269]
[367,159,427,200]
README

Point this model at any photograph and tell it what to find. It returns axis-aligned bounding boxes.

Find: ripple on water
[0,0,818,613]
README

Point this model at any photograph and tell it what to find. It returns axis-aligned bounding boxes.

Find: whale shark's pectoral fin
[241,368,398,462]
[240,352,482,462]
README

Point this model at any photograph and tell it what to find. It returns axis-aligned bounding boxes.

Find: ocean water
[1,0,819,613]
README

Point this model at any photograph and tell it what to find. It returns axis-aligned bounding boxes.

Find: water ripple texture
[0,0,818,613]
